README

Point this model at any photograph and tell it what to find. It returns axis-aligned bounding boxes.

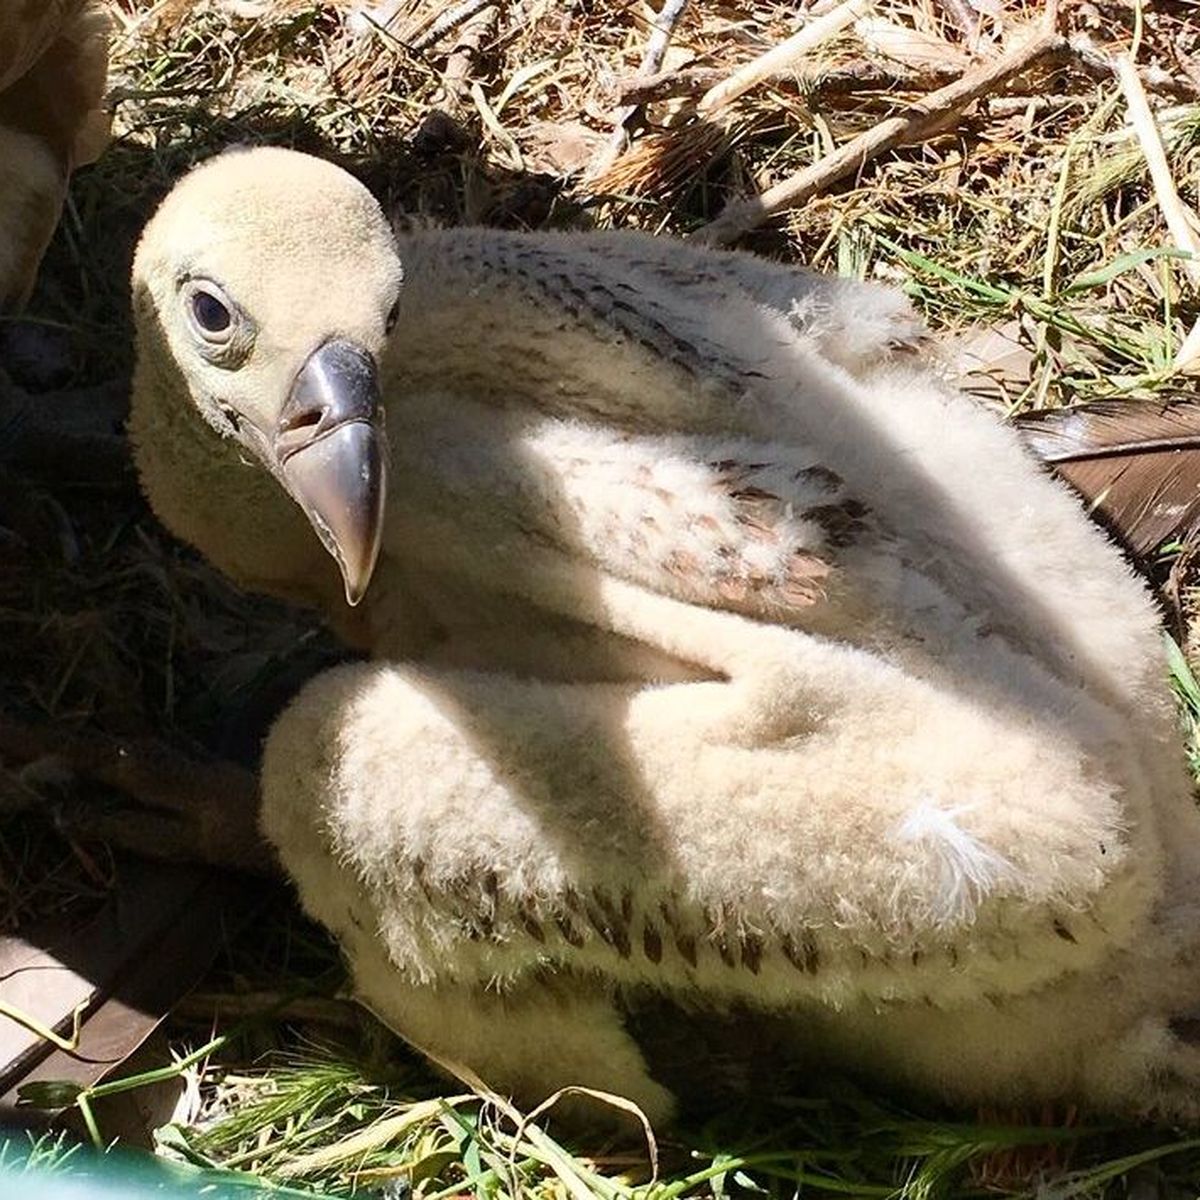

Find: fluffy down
[129,148,1200,1126]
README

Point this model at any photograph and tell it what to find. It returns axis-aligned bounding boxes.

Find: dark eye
[193,289,230,333]
[385,298,400,335]
[183,279,237,345]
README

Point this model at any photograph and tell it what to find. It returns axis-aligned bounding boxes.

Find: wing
[1015,397,1200,559]
[522,422,870,619]
[388,226,930,436]
[386,225,1151,703]
[396,404,872,629]
[581,229,930,376]
[386,229,896,626]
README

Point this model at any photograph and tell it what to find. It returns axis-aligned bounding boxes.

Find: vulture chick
[129,148,1200,1125]
[0,0,110,310]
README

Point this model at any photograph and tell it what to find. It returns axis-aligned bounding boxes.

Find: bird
[128,145,1200,1126]
[0,0,110,311]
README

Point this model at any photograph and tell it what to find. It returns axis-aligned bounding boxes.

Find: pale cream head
[132,146,404,603]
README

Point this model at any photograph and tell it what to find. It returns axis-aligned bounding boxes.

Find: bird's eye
[193,290,230,333]
[385,298,400,335]
[183,280,236,344]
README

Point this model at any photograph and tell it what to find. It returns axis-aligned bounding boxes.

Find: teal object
[0,1162,278,1198]
[0,1134,332,1199]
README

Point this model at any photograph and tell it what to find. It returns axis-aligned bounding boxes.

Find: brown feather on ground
[1015,399,1200,559]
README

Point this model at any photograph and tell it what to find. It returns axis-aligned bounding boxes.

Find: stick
[1062,34,1198,101]
[613,64,722,105]
[615,57,963,106]
[409,0,494,52]
[695,0,876,116]
[409,3,497,154]
[1115,53,1200,373]
[587,0,691,181]
[621,33,1186,109]
[934,0,981,47]
[694,22,1065,246]
[1116,53,1200,289]
[439,3,498,115]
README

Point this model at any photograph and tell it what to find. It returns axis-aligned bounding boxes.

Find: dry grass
[6,0,1200,1195]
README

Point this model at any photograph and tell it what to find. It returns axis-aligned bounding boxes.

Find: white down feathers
[128,148,1200,1125]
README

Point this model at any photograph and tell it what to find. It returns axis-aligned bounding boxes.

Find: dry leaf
[521,121,604,176]
[950,320,1034,406]
[853,17,970,71]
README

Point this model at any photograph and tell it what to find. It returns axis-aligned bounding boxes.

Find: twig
[695,0,876,116]
[587,0,690,181]
[934,0,982,48]
[613,64,721,105]
[432,2,497,119]
[987,94,1075,118]
[1115,52,1200,372]
[694,22,1065,246]
[614,58,963,106]
[1116,54,1200,287]
[1062,33,1200,101]
[409,3,497,153]
[409,0,494,52]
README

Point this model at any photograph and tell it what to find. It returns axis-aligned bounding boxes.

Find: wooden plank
[0,859,263,1122]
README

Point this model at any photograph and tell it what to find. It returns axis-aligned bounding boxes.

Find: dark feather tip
[1014,398,1200,558]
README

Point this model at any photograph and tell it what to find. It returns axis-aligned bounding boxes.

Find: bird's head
[131,146,403,605]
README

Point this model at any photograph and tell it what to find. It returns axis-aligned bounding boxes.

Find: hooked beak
[273,339,387,606]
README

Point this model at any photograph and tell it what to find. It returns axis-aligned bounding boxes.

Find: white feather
[893,800,1018,925]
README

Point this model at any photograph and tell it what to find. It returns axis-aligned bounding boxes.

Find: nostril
[278,340,381,457]
[281,406,327,435]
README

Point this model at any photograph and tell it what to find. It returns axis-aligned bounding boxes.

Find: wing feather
[1016,398,1200,557]
[525,423,870,618]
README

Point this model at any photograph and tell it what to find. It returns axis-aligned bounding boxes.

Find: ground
[5,0,1200,1195]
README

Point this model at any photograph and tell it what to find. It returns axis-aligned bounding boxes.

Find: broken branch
[1116,53,1200,288]
[696,0,876,116]
[694,22,1065,246]
[587,0,691,181]
[614,58,963,107]
[1115,52,1200,373]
